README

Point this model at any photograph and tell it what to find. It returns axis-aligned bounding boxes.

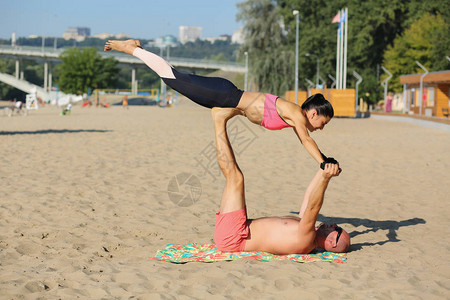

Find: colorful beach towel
[150,243,347,264]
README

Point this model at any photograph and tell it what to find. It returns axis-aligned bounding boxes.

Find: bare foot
[212,107,243,123]
[104,39,142,55]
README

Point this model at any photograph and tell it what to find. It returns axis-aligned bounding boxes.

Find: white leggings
[132,47,175,79]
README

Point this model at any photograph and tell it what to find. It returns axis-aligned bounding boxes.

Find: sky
[0,0,243,40]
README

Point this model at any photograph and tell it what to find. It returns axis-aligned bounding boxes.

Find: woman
[104,39,338,168]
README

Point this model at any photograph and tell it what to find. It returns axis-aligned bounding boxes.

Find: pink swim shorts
[214,208,249,252]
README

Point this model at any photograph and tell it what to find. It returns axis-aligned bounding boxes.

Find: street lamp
[244,52,248,91]
[415,61,428,116]
[293,10,299,104]
[305,53,319,88]
[328,74,336,89]
[381,66,392,113]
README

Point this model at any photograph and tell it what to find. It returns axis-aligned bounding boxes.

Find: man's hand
[320,157,340,170]
[321,163,341,179]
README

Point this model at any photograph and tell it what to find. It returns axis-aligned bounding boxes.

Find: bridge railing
[0,45,246,72]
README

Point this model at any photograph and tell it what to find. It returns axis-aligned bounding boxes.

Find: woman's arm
[279,102,325,164]
[292,125,324,164]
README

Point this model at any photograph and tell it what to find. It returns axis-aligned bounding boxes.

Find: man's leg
[212,107,246,214]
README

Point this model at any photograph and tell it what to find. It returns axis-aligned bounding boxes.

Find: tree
[58,48,119,94]
[0,59,18,100]
[278,0,412,101]
[237,0,294,94]
[383,13,449,91]
[237,0,410,95]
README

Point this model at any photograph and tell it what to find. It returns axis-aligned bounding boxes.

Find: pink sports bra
[260,94,292,130]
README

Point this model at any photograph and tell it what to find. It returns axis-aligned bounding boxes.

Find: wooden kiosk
[400,70,450,118]
[285,88,356,117]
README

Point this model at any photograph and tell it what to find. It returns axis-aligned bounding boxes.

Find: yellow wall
[326,89,356,117]
[310,88,326,96]
[435,84,449,118]
[284,89,356,117]
[284,90,308,104]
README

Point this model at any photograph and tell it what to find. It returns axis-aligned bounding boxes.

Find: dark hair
[301,93,334,118]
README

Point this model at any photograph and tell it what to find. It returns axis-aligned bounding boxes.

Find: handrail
[0,45,245,72]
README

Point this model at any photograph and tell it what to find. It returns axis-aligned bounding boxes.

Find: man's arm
[296,164,340,252]
[298,170,323,218]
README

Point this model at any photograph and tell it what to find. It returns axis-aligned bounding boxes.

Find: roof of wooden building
[400,70,450,85]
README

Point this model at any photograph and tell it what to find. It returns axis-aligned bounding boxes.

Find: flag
[332,12,340,23]
[340,10,347,23]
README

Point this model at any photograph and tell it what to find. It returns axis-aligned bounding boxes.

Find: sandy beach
[1,97,449,299]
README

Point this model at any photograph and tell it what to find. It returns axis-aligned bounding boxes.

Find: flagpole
[336,14,341,89]
[293,10,299,104]
[339,8,344,89]
[343,7,348,89]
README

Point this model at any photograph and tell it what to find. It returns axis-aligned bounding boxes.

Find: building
[92,33,130,40]
[62,27,91,41]
[232,28,244,44]
[400,70,450,118]
[179,26,202,44]
[146,35,178,48]
[204,35,230,44]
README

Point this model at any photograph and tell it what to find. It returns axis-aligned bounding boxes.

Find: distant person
[15,100,23,110]
[100,97,109,108]
[7,98,19,116]
[386,92,393,113]
[166,91,173,107]
[105,39,340,171]
[211,107,350,254]
[12,100,24,115]
[9,98,16,110]
[81,96,92,107]
[61,103,72,116]
[122,95,129,109]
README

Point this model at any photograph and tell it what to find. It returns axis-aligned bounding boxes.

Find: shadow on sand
[0,129,112,136]
[290,211,426,252]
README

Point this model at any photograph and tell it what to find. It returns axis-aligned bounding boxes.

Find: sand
[0,98,449,299]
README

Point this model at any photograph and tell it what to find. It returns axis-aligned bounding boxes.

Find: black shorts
[162,68,244,108]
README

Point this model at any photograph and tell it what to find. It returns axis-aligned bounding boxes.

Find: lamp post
[305,78,315,90]
[305,53,319,88]
[415,61,428,116]
[244,52,248,91]
[328,74,336,89]
[381,66,392,112]
[293,10,299,104]
[352,70,362,112]
[41,35,45,53]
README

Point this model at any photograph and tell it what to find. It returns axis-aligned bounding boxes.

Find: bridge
[0,45,246,101]
[0,45,246,72]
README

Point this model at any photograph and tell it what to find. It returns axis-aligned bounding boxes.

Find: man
[212,108,350,254]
